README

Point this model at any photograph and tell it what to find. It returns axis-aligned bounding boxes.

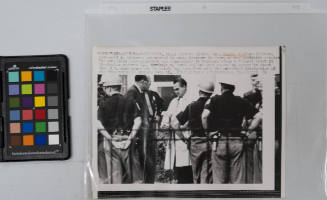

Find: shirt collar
[109,91,120,96]
[222,91,234,96]
[177,93,187,101]
[135,84,143,93]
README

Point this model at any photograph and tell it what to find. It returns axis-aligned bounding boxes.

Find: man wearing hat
[201,79,256,183]
[171,80,215,183]
[98,75,142,183]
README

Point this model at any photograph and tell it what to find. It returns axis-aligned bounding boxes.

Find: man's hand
[111,135,128,149]
[160,112,171,130]
[111,140,123,149]
[171,116,180,130]
[99,129,112,140]
[160,122,170,130]
[182,137,189,145]
[155,115,161,122]
[121,139,132,149]
[246,131,257,140]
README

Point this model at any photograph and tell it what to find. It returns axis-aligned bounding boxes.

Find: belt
[218,136,245,140]
[210,132,245,152]
[220,132,243,137]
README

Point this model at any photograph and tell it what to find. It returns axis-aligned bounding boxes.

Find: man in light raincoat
[161,77,193,183]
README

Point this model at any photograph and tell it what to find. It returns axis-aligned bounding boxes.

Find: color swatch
[8,69,61,147]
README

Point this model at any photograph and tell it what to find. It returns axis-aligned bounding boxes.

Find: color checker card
[0,55,70,161]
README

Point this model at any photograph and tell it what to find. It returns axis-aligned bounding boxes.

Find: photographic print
[91,46,284,198]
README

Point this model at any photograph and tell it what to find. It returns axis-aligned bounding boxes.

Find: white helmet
[101,75,122,87]
[198,81,215,93]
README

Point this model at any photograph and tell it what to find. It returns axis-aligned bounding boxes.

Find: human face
[275,74,281,89]
[173,82,186,98]
[251,76,260,90]
[144,78,151,91]
[103,86,111,96]
[139,79,149,91]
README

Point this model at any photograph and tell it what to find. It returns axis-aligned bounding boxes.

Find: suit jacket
[243,89,262,108]
[124,85,146,127]
[147,90,164,117]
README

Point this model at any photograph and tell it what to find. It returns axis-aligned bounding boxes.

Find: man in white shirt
[161,77,193,183]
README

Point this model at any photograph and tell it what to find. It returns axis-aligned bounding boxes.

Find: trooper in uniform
[202,79,256,184]
[97,75,142,184]
[171,80,215,184]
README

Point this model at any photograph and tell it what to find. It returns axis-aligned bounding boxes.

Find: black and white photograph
[91,46,284,198]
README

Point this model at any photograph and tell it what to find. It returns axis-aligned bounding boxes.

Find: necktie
[144,92,154,117]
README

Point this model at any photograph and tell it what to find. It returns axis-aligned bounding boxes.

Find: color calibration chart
[1,55,70,161]
[8,70,60,147]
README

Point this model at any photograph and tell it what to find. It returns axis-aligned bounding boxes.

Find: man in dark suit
[124,75,163,183]
[243,74,262,183]
[144,76,164,122]
[243,74,262,110]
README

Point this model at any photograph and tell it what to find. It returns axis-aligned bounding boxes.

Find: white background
[0,0,327,199]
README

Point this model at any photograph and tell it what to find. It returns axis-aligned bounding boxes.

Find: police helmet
[198,80,215,93]
[101,75,122,87]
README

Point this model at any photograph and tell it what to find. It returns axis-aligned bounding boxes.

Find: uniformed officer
[202,80,256,184]
[171,80,215,184]
[97,75,142,184]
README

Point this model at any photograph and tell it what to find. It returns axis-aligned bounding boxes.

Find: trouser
[174,166,194,183]
[99,138,142,184]
[98,139,108,183]
[244,130,262,183]
[253,140,262,183]
[244,139,255,183]
[190,137,213,184]
[138,123,157,183]
[212,137,246,184]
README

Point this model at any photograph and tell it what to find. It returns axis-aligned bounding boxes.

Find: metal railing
[98,127,263,184]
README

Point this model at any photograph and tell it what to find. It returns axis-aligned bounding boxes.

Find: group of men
[98,75,163,184]
[97,74,263,184]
